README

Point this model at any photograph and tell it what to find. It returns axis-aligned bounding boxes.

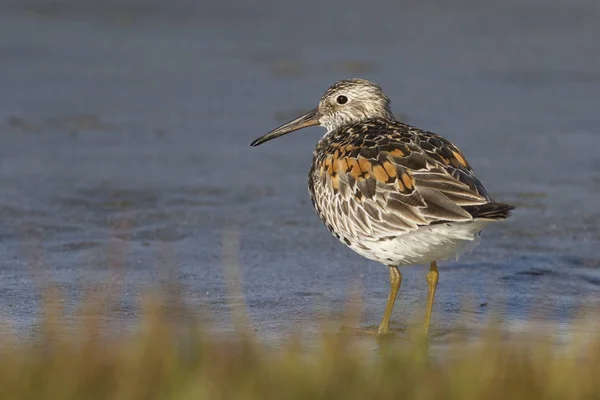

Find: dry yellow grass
[4,224,597,399]
[0,287,598,400]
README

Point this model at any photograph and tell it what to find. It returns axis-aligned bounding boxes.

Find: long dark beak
[250,108,320,147]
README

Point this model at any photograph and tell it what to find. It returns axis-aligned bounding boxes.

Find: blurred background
[0,0,599,341]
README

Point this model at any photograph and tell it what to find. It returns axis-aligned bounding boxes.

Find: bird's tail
[464,202,515,220]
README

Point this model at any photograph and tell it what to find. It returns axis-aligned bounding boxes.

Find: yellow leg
[424,261,439,334]
[377,266,402,335]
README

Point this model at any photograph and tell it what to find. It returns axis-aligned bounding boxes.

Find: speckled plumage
[251,78,514,335]
[307,117,512,265]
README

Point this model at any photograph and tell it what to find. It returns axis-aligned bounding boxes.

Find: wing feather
[308,119,513,241]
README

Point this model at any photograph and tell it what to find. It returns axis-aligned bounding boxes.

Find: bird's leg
[377,266,402,335]
[424,261,439,334]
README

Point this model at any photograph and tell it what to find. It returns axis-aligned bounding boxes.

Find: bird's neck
[325,114,392,134]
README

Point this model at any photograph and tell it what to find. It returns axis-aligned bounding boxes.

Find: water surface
[1,0,599,342]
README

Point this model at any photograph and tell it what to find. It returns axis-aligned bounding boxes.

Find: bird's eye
[336,95,348,105]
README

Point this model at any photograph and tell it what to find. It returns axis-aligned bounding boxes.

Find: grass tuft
[0,291,598,399]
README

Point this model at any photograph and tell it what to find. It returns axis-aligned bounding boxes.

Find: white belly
[345,220,491,266]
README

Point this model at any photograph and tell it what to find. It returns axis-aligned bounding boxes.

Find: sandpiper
[251,79,513,335]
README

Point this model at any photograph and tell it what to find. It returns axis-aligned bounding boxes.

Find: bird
[250,78,514,336]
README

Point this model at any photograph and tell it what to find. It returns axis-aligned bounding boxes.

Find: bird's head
[251,79,393,146]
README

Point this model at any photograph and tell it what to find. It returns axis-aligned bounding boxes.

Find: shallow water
[0,0,599,342]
